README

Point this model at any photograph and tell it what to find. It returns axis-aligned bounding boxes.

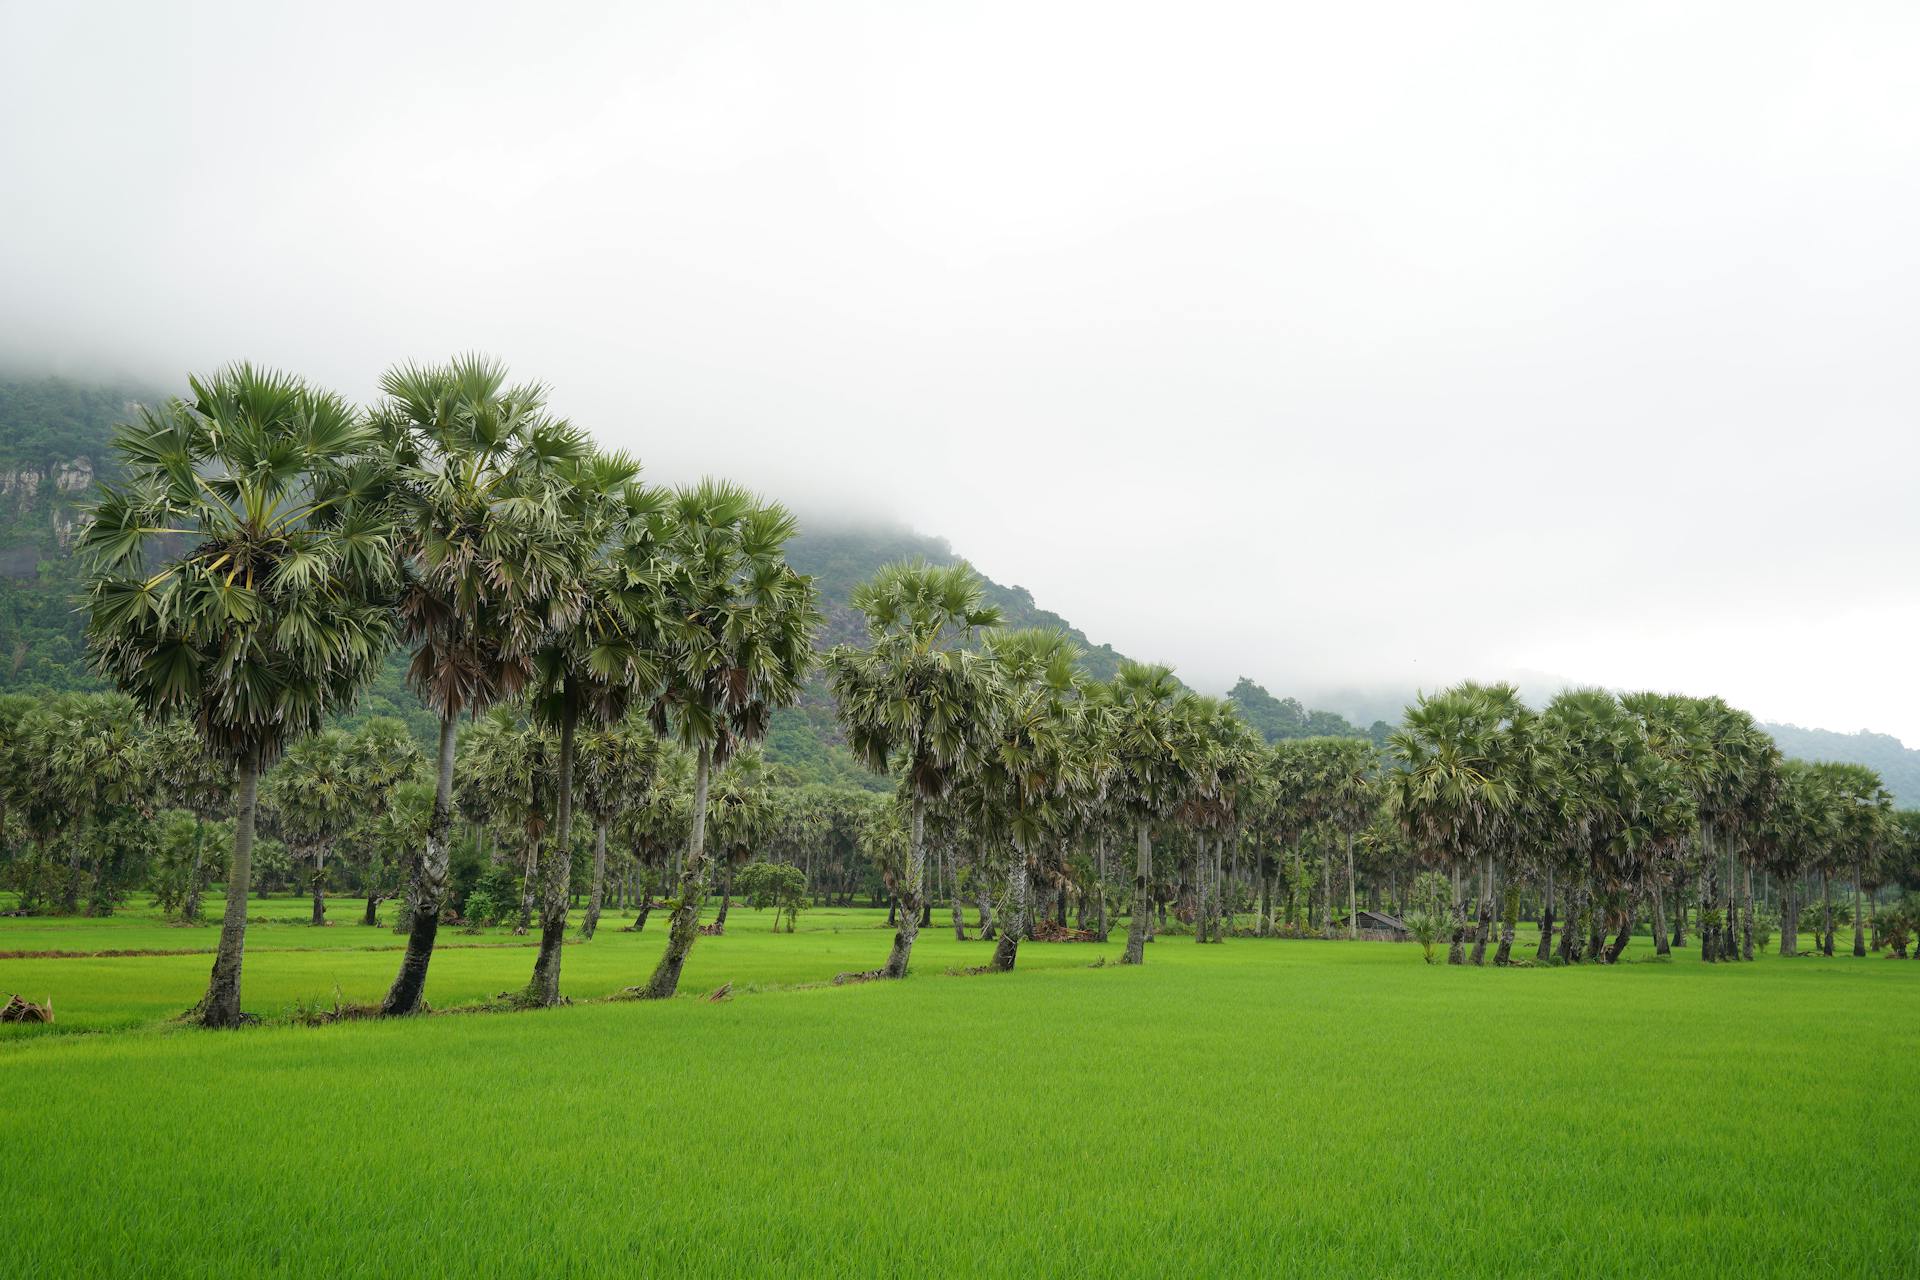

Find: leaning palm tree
[826,560,1002,979]
[80,364,394,1027]
[371,356,579,1016]
[636,480,819,999]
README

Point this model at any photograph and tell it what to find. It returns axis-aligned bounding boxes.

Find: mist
[4,1,1918,738]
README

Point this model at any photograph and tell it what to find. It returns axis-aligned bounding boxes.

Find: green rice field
[4,897,1917,1277]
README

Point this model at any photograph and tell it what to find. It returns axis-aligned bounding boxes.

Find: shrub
[463,863,520,927]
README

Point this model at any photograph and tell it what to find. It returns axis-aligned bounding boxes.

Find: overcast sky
[4,2,1918,738]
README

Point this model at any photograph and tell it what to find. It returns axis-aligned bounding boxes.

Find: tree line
[23,357,1917,1028]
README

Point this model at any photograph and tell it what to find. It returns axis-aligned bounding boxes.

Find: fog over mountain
[4,2,1918,739]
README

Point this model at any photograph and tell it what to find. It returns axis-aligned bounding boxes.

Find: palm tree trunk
[1469,854,1494,965]
[882,792,927,978]
[1852,866,1865,957]
[582,818,610,939]
[310,844,327,926]
[1345,831,1359,941]
[1651,883,1670,957]
[992,846,1028,971]
[60,808,95,915]
[1494,877,1518,965]
[639,741,714,999]
[1536,866,1555,962]
[1447,862,1467,965]
[1259,861,1273,938]
[1779,876,1797,956]
[976,845,996,940]
[1741,859,1756,961]
[950,845,967,940]
[380,717,458,1013]
[1123,821,1152,965]
[194,754,259,1028]
[1095,833,1110,942]
[1821,870,1834,956]
[528,699,579,1005]
[716,865,735,928]
[1195,836,1211,945]
[1604,896,1636,964]
[515,838,538,935]
[1670,871,1686,948]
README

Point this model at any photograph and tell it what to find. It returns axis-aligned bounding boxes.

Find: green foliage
[734,860,808,930]
[463,863,520,926]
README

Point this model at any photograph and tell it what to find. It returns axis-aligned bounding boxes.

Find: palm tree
[975,627,1085,971]
[1092,661,1195,966]
[265,729,357,926]
[40,693,147,915]
[1307,737,1380,942]
[373,356,580,1016]
[705,749,776,930]
[826,560,1001,979]
[1383,683,1525,966]
[1823,762,1893,957]
[523,446,658,1005]
[144,716,234,922]
[80,364,394,1027]
[342,717,423,926]
[576,716,665,938]
[637,481,819,999]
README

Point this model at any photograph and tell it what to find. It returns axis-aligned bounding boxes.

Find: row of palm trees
[68,358,1914,1025]
[80,359,819,1025]
[0,694,425,922]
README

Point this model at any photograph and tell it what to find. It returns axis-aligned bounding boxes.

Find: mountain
[1757,723,1920,809]
[3,374,1916,804]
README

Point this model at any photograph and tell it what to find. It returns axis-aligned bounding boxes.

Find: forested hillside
[4,373,1916,802]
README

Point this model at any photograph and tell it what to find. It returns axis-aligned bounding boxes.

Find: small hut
[1334,910,1411,941]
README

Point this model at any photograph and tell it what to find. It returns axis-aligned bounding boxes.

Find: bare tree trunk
[1123,821,1152,965]
[194,755,259,1028]
[582,818,609,939]
[882,793,927,978]
[639,741,714,999]
[527,700,578,1005]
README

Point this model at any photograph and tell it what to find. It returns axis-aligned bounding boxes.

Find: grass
[3,900,1917,1277]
